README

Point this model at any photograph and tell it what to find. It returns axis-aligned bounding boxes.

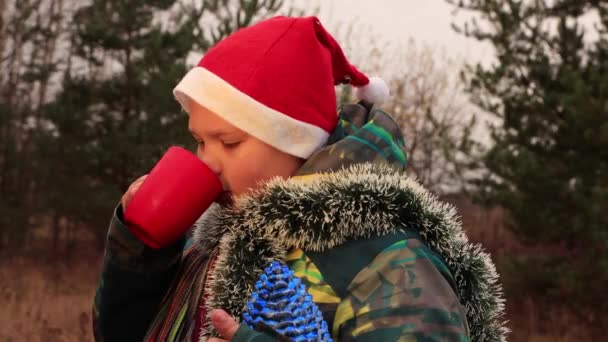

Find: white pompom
[355,76,390,105]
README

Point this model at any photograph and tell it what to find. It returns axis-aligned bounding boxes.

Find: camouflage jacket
[93,103,507,341]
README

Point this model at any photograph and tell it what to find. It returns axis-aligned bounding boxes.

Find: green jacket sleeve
[92,204,185,342]
[332,238,470,341]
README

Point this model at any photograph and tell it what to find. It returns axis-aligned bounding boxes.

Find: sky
[309,0,495,66]
[184,0,497,68]
[311,0,601,67]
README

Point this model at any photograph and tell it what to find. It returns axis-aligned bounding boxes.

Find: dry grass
[505,296,594,342]
[446,195,597,341]
[0,248,101,342]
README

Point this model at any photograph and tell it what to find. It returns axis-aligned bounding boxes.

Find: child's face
[188,102,304,204]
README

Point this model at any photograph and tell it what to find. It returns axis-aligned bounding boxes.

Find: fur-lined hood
[192,163,508,341]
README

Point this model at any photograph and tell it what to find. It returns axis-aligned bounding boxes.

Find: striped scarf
[144,246,218,342]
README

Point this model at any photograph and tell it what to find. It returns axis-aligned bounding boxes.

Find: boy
[93,16,507,341]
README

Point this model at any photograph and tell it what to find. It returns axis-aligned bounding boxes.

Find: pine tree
[447,0,608,318]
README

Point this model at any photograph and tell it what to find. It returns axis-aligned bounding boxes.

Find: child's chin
[216,191,234,207]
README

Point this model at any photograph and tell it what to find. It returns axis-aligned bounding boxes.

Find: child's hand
[121,175,148,211]
[209,309,239,342]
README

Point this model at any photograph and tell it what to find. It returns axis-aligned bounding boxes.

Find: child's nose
[198,150,221,176]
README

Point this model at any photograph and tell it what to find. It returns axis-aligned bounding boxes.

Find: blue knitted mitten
[242,261,333,342]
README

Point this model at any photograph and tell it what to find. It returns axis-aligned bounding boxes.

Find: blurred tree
[447,0,608,318]
[384,42,479,195]
[0,0,69,249]
[337,24,480,195]
[181,0,302,51]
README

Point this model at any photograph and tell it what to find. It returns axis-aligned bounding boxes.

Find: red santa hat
[173,16,389,158]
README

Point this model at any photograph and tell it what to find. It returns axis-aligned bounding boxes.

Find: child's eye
[222,141,241,149]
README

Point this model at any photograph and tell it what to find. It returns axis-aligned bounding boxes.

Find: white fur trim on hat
[173,67,330,159]
[355,76,390,105]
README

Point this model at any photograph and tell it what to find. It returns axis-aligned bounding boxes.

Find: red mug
[124,146,222,249]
